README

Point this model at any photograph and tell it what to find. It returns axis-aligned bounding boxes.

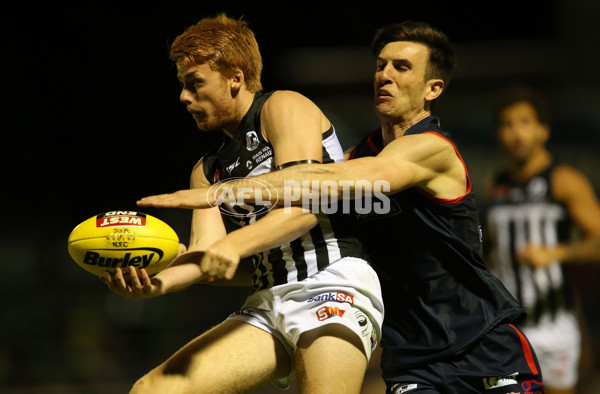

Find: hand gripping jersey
[348,116,525,376]
[486,163,574,326]
[202,91,368,291]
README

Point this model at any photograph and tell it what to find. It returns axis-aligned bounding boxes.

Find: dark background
[2,1,599,393]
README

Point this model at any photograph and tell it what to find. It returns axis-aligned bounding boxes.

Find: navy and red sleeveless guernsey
[349,116,525,376]
[202,91,369,291]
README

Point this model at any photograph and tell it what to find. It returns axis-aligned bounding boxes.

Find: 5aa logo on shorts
[316,306,346,321]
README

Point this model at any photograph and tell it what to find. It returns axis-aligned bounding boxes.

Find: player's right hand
[200,238,241,280]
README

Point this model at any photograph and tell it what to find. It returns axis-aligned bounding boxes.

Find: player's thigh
[295,323,368,394]
[131,319,291,394]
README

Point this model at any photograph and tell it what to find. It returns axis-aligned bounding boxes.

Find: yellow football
[68,211,179,277]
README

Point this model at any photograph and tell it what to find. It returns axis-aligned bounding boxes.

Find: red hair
[170,13,263,92]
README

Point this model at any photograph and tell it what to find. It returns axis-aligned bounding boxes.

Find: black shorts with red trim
[385,323,544,394]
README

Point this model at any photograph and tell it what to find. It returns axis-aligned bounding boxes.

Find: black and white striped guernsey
[486,162,574,325]
[202,90,368,291]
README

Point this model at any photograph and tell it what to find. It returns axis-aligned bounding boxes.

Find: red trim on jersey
[415,131,472,205]
[366,128,382,154]
[351,129,472,205]
[509,324,539,375]
[349,128,381,160]
[348,146,358,160]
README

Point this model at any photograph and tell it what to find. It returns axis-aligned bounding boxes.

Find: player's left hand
[517,244,564,268]
[200,239,241,280]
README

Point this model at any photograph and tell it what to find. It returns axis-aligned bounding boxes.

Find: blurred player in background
[104,13,384,394]
[484,84,600,394]
[140,21,545,394]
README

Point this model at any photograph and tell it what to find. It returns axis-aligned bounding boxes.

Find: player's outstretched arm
[138,187,215,209]
[138,132,468,209]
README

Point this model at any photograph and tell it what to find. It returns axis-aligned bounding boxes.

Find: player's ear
[230,69,245,93]
[425,79,444,102]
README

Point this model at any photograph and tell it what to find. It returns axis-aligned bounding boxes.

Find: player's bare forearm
[137,157,409,209]
[560,236,600,264]
[227,207,318,258]
[169,249,253,286]
[102,262,208,299]
[197,207,318,280]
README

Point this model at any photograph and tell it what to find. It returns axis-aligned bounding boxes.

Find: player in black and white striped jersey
[200,111,363,291]
[485,85,600,394]
[103,13,383,394]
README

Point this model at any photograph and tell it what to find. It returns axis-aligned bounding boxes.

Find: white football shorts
[522,311,580,389]
[226,257,384,388]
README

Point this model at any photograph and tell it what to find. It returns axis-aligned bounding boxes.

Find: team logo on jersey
[316,306,345,321]
[246,131,260,151]
[527,177,548,202]
[482,373,518,390]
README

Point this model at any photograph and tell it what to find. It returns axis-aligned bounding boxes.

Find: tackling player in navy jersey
[140,21,547,393]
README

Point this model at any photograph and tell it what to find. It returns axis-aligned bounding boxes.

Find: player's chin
[194,118,218,131]
[373,102,396,118]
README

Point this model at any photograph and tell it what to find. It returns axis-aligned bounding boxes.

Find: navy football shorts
[386,323,544,393]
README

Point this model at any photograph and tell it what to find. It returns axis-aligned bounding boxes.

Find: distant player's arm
[518,165,600,267]
[138,132,467,208]
[197,91,325,280]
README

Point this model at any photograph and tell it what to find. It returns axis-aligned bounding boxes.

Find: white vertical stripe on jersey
[299,231,319,280]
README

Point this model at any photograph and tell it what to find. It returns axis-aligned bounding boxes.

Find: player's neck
[509,149,552,183]
[221,90,256,139]
[381,110,431,145]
